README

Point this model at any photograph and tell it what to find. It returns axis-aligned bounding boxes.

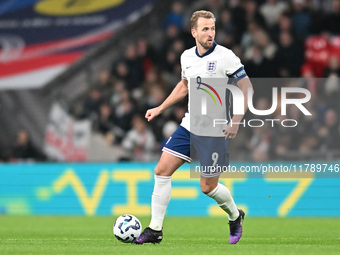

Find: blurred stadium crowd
[3,0,340,162]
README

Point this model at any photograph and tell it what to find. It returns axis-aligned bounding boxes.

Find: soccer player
[135,10,253,245]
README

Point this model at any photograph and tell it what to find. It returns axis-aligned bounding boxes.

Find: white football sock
[149,175,171,231]
[207,183,239,221]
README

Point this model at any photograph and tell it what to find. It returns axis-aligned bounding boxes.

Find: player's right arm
[145,78,188,122]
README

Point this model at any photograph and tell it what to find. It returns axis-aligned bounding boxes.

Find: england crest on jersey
[206,61,217,72]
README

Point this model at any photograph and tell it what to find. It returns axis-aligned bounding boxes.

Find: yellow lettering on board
[112,170,151,216]
[171,188,198,199]
[35,0,124,16]
[53,169,109,215]
[172,170,199,199]
[266,173,313,216]
[36,187,52,200]
[172,170,196,181]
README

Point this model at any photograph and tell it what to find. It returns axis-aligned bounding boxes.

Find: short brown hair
[190,10,216,29]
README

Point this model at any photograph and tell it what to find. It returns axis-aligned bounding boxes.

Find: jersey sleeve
[225,50,247,82]
[180,53,188,80]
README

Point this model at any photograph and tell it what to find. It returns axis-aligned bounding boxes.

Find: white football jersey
[180,42,245,136]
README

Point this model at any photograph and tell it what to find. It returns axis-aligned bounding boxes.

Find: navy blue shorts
[162,125,230,177]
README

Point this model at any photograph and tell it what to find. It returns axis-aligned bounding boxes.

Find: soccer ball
[113,214,142,243]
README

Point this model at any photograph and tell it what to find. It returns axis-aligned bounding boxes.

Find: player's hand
[224,122,239,140]
[145,107,161,122]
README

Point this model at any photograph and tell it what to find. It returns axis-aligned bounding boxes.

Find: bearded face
[192,18,215,51]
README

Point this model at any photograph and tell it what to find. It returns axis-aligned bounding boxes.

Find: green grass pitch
[0,216,339,255]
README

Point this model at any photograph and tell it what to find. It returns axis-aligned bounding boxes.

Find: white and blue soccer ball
[113,214,142,243]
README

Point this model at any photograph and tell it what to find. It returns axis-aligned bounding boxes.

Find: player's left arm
[224,76,254,140]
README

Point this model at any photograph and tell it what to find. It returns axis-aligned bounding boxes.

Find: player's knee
[154,164,168,176]
[200,182,215,195]
[154,164,162,176]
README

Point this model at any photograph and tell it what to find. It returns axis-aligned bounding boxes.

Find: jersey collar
[195,41,217,58]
